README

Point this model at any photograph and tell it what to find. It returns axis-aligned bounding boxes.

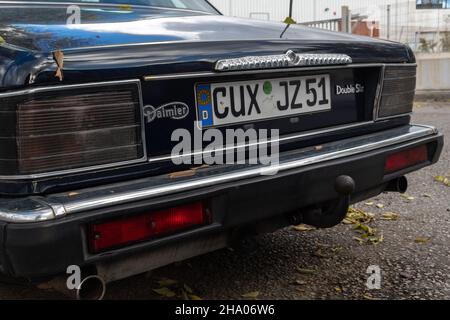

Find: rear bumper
[0,124,444,281]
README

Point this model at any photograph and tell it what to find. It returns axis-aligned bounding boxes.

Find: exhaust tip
[76,275,106,300]
[396,176,408,193]
[385,176,408,194]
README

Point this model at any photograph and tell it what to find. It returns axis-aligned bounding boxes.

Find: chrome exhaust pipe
[385,176,408,193]
[39,274,106,300]
[76,275,106,300]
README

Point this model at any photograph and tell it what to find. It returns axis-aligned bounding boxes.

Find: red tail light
[384,145,428,174]
[88,202,209,253]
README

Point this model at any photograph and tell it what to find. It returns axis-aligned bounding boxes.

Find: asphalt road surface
[1,102,449,300]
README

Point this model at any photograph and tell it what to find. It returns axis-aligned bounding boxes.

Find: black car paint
[0,3,413,87]
[0,2,414,196]
[0,2,444,284]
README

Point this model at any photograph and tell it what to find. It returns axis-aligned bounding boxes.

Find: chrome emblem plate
[215,50,352,72]
[143,102,189,123]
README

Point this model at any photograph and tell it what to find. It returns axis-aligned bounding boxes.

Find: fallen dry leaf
[342,218,354,225]
[401,194,415,201]
[283,16,297,24]
[312,249,332,259]
[346,208,382,245]
[376,204,385,209]
[413,102,423,109]
[242,291,260,299]
[331,246,343,253]
[297,267,315,275]
[157,278,178,287]
[435,175,450,187]
[53,50,64,81]
[365,202,374,206]
[359,227,383,244]
[153,287,176,298]
[363,293,378,300]
[353,236,364,244]
[180,289,189,300]
[381,212,399,221]
[169,169,196,179]
[178,283,201,300]
[183,284,193,294]
[169,165,210,179]
[415,237,429,244]
[355,223,375,236]
[345,207,375,224]
[367,234,384,245]
[293,224,316,232]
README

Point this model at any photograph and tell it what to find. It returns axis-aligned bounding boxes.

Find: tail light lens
[0,80,144,176]
[377,65,416,119]
[88,202,210,253]
[384,145,428,174]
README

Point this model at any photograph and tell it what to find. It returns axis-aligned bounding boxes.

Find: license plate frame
[195,74,332,128]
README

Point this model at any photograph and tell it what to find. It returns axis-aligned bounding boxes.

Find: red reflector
[385,145,428,174]
[89,202,209,252]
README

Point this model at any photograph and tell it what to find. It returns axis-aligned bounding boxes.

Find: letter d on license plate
[195,74,331,128]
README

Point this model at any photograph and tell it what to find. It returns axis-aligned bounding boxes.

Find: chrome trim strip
[0,79,136,98]
[0,198,56,223]
[0,124,437,223]
[144,63,375,81]
[149,121,374,163]
[215,51,352,72]
[413,124,439,133]
[143,63,415,81]
[0,79,148,180]
[373,64,386,121]
[376,112,413,121]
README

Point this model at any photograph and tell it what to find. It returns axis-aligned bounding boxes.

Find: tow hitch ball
[298,175,356,229]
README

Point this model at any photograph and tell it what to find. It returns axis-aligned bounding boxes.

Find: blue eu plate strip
[196,84,214,128]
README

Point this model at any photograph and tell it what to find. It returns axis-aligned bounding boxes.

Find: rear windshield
[22,0,219,13]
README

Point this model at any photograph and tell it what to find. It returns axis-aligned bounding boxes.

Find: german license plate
[195,74,331,128]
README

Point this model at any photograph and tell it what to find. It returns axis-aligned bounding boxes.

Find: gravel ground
[0,102,449,300]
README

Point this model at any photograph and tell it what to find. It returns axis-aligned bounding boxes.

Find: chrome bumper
[0,124,439,223]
